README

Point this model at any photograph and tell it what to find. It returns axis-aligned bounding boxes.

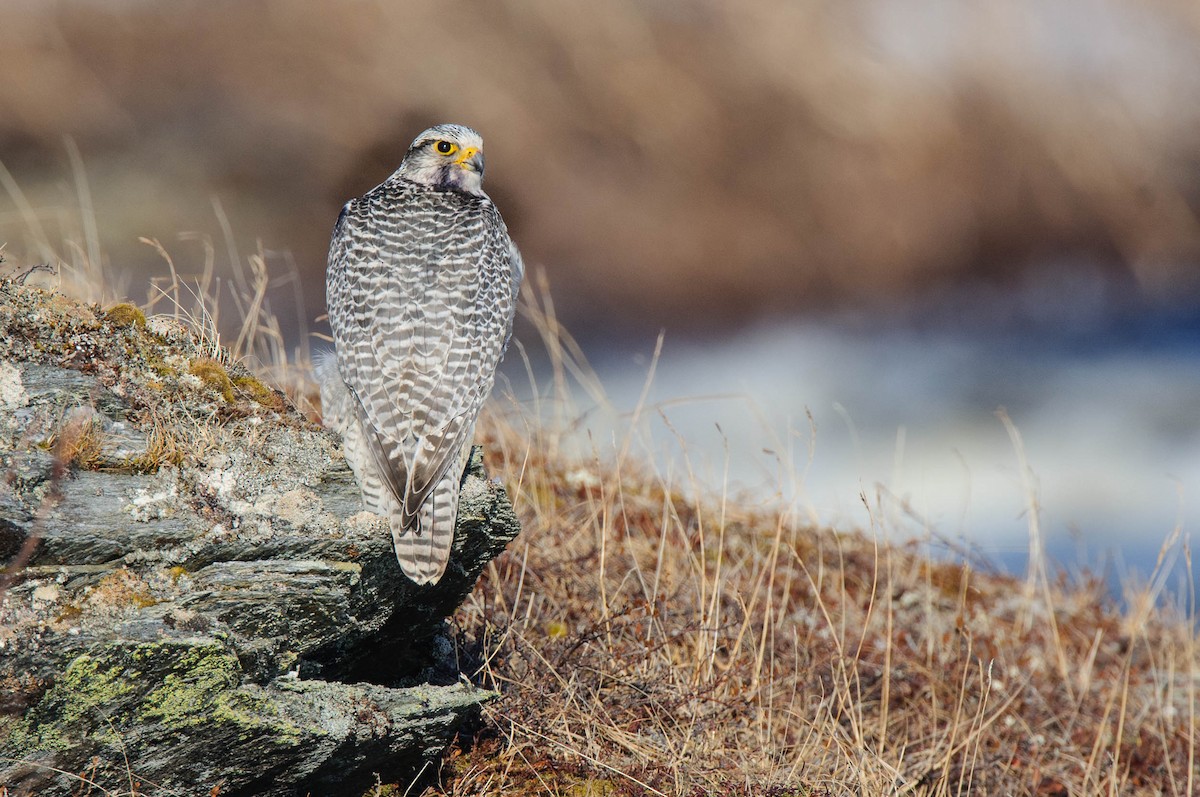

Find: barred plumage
[322,123,522,585]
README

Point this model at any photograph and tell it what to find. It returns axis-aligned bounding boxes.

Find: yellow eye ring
[435,140,458,156]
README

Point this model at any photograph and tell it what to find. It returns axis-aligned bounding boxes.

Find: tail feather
[390,471,459,585]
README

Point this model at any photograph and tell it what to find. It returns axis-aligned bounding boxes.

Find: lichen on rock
[0,280,521,796]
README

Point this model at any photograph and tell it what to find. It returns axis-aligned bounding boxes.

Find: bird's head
[396,123,486,195]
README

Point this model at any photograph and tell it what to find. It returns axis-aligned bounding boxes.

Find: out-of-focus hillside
[2,0,1199,337]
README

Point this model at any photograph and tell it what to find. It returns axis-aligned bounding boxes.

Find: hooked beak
[454,146,484,174]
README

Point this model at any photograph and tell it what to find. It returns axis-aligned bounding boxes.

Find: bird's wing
[328,195,411,507]
[328,186,518,531]
[389,201,517,529]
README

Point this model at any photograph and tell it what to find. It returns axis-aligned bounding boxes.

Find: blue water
[508,284,1200,610]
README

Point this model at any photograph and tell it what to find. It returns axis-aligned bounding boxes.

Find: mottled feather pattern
[325,126,520,584]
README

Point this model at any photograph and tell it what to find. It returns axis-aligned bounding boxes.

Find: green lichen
[3,639,316,761]
[143,351,176,379]
[120,641,307,744]
[211,688,305,745]
[50,654,136,729]
[136,643,240,727]
[8,652,135,753]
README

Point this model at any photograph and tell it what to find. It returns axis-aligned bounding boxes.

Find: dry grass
[47,410,107,471]
[2,209,1197,797]
[417,293,1200,796]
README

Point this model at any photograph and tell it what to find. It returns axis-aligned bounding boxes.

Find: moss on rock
[189,357,236,402]
[233,373,286,410]
[104,302,147,329]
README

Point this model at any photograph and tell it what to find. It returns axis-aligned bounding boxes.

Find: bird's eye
[435,141,457,155]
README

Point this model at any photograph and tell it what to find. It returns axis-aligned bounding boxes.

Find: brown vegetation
[412,300,1199,796]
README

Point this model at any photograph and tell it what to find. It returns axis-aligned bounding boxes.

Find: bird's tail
[390,471,459,585]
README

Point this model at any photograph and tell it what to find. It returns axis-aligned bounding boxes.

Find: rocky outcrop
[0,281,521,795]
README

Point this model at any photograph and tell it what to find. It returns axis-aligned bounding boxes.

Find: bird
[320,123,523,585]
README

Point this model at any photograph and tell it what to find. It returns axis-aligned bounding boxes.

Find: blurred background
[1,0,1198,596]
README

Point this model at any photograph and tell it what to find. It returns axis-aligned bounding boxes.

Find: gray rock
[0,281,521,795]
